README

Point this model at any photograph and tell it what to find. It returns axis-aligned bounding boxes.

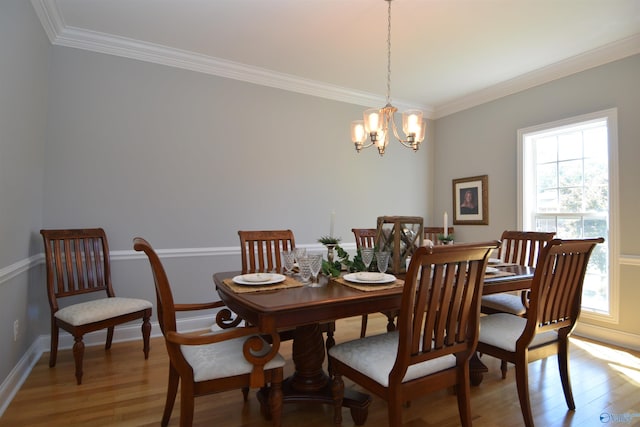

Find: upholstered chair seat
[329,331,456,387]
[181,336,285,383]
[479,313,557,352]
[479,293,527,317]
[55,297,152,326]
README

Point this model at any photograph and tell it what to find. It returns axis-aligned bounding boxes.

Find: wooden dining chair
[423,226,455,244]
[40,228,153,385]
[480,230,556,317]
[329,241,500,427]
[477,237,603,427]
[237,229,335,344]
[134,237,285,427]
[351,228,381,338]
[238,229,296,274]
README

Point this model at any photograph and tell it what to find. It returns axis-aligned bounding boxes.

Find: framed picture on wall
[452,175,488,225]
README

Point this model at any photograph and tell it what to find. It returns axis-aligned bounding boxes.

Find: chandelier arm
[389,112,417,145]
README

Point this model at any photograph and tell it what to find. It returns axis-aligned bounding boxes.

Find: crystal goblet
[307,253,323,287]
[375,251,390,274]
[294,247,307,264]
[360,247,375,271]
[281,250,295,275]
[298,256,312,284]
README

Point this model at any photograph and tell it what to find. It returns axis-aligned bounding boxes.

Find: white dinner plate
[232,273,286,286]
[343,272,396,284]
[485,267,500,274]
[488,258,501,264]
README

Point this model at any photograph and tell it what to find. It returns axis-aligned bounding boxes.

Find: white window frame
[517,108,619,323]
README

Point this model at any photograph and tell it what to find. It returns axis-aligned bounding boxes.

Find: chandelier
[351,0,426,156]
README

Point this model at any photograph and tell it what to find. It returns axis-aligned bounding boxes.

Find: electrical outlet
[13,319,19,342]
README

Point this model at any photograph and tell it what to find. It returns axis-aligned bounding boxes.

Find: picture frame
[452,175,488,225]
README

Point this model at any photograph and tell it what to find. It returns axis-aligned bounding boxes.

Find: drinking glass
[361,247,375,271]
[281,250,295,275]
[298,256,312,283]
[308,254,323,287]
[375,251,390,274]
[294,248,307,264]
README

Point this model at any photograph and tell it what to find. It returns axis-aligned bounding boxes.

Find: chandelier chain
[386,0,392,105]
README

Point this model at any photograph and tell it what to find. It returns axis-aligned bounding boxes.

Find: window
[518,109,618,321]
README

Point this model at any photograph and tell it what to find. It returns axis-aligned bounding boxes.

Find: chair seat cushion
[181,336,286,382]
[479,313,558,352]
[54,297,152,326]
[328,331,456,387]
[481,293,526,316]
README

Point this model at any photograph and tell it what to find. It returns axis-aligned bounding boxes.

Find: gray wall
[433,54,640,335]
[43,46,433,250]
[0,0,49,385]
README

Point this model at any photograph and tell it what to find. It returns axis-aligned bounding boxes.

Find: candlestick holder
[317,236,341,265]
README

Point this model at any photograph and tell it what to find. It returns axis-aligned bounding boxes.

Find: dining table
[213,262,534,424]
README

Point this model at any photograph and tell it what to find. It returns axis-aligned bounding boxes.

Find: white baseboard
[0,314,217,417]
[0,337,43,417]
[573,322,640,351]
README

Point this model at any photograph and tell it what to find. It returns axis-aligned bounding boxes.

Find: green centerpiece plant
[437,233,455,245]
[320,245,375,277]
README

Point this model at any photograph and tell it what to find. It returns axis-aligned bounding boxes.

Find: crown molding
[31,0,639,121]
[30,0,431,116]
[433,34,640,118]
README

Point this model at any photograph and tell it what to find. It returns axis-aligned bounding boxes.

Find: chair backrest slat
[238,230,295,274]
[499,230,556,267]
[392,241,499,381]
[41,228,114,313]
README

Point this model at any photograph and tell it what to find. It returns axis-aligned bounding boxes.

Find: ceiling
[31,0,640,118]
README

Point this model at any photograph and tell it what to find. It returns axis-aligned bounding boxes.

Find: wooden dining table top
[213,263,534,331]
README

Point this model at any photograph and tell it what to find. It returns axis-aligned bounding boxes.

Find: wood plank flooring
[1,314,639,426]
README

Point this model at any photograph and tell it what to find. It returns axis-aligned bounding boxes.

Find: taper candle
[443,212,448,237]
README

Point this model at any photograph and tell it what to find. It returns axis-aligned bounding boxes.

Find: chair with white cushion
[481,230,556,316]
[477,237,603,427]
[352,227,388,338]
[238,229,336,345]
[41,228,152,385]
[329,241,500,427]
[134,237,285,427]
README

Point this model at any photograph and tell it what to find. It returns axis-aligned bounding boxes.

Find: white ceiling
[31,0,640,118]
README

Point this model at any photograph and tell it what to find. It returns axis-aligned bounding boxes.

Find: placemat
[223,276,304,294]
[332,276,404,292]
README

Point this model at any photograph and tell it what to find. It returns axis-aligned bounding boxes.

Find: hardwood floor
[2,314,639,426]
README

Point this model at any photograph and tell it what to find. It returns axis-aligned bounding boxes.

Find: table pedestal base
[257,377,371,425]
[470,352,488,386]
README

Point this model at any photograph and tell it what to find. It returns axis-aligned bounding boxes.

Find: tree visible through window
[519,110,617,316]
